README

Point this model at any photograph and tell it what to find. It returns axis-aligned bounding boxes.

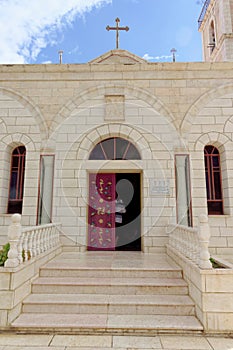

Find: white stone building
[1,0,233,334]
[1,0,233,255]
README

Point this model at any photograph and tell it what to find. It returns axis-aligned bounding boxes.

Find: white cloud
[143,53,174,61]
[0,0,111,64]
[68,45,80,55]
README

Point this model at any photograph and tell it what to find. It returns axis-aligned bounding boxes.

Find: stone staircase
[12,252,203,334]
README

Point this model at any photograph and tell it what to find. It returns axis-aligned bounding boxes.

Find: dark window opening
[208,20,216,53]
[7,146,26,214]
[204,145,223,215]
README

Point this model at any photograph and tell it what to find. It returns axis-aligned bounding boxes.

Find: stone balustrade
[168,214,212,269]
[4,214,61,268]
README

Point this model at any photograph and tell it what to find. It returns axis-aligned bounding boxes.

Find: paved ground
[0,333,232,350]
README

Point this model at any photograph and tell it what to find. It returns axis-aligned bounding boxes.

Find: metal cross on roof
[106,18,129,49]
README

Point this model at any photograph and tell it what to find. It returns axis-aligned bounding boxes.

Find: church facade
[1,51,233,254]
[1,0,233,256]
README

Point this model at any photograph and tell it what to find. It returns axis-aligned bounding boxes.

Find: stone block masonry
[0,54,233,253]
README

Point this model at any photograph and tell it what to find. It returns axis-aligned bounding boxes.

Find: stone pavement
[0,334,232,350]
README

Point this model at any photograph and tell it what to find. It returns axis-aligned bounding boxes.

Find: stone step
[22,293,195,316]
[11,253,203,334]
[40,265,183,279]
[32,277,188,295]
[11,313,203,334]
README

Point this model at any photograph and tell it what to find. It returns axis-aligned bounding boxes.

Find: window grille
[89,137,141,160]
[8,146,26,214]
[204,145,223,215]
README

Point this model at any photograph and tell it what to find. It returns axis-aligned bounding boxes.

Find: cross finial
[170,48,177,62]
[106,18,129,49]
[58,50,64,64]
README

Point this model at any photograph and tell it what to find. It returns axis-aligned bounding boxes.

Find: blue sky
[0,0,204,64]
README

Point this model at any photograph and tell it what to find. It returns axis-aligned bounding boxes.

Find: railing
[168,214,212,269]
[198,0,211,29]
[5,214,61,268]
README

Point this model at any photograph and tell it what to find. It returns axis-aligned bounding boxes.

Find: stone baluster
[50,226,54,248]
[181,228,186,256]
[198,214,212,269]
[23,231,29,262]
[47,227,50,248]
[55,225,58,246]
[41,228,46,253]
[191,231,197,262]
[5,214,22,268]
[36,228,41,255]
[177,230,182,252]
[186,230,192,260]
[39,228,44,253]
[189,228,196,263]
[49,226,53,248]
[169,223,202,267]
[27,230,33,260]
[54,224,59,246]
[55,225,60,246]
[186,229,191,259]
[31,229,38,257]
[41,227,46,252]
[45,227,50,250]
[38,227,43,253]
[194,231,200,265]
[45,226,49,250]
[5,220,61,267]
[17,230,25,264]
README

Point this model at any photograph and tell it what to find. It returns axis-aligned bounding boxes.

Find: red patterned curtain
[88,173,116,250]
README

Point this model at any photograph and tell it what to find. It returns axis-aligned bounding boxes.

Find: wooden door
[88,173,116,250]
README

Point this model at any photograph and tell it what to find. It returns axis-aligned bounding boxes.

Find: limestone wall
[167,245,233,333]
[0,246,62,327]
[0,62,233,252]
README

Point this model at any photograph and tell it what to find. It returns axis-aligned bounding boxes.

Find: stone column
[198,214,212,269]
[5,214,21,268]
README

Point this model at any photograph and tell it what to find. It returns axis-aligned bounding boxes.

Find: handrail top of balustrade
[21,222,62,233]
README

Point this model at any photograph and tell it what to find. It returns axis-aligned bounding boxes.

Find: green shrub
[0,243,10,266]
[210,257,225,269]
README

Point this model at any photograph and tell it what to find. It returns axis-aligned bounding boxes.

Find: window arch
[7,146,26,214]
[89,137,141,160]
[204,145,223,215]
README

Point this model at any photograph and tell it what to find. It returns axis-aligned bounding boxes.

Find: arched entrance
[88,137,141,251]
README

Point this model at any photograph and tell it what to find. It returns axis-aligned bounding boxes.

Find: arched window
[89,137,141,160]
[7,146,26,214]
[204,145,223,215]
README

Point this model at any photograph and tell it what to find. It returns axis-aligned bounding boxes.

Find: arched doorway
[88,137,141,251]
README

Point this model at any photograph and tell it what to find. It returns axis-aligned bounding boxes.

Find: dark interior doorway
[115,173,141,251]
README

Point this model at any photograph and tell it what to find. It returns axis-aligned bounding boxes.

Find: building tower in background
[198,0,233,61]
